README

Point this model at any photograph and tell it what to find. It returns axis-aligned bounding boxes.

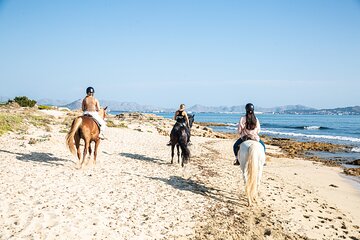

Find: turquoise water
[110,111,360,156]
[148,112,360,154]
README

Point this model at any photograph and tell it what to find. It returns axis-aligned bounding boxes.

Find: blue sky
[0,0,359,108]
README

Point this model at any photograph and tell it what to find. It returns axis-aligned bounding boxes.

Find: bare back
[82,96,100,112]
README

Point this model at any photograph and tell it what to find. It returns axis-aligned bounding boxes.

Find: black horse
[170,114,194,167]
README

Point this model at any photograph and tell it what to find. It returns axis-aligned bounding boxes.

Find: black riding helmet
[86,87,95,94]
[245,103,254,113]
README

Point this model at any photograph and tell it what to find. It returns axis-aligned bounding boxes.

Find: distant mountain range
[57,99,360,115]
[1,97,359,115]
[187,104,317,113]
[281,106,360,115]
[58,99,168,112]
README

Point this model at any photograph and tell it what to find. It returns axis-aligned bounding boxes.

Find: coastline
[0,107,359,239]
[195,119,360,177]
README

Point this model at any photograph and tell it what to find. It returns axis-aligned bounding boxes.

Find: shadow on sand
[0,149,70,166]
[147,175,239,204]
[119,152,168,165]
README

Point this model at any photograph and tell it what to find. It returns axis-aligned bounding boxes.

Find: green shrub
[11,96,37,107]
[0,114,23,135]
[106,120,116,127]
[38,105,53,110]
[28,115,53,129]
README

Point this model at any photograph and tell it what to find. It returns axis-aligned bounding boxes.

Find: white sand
[0,111,359,239]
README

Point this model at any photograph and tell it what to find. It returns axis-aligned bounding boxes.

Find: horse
[66,107,107,168]
[238,140,266,206]
[170,114,194,167]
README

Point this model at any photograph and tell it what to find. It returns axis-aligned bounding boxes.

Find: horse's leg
[180,143,185,167]
[94,139,100,166]
[89,143,92,159]
[176,144,180,163]
[171,144,175,164]
[81,139,89,167]
[254,156,265,202]
[248,196,252,207]
[75,135,81,162]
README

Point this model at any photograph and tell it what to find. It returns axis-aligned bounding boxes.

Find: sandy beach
[0,108,359,239]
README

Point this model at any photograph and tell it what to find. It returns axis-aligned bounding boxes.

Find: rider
[167,104,191,145]
[233,103,265,165]
[82,86,106,140]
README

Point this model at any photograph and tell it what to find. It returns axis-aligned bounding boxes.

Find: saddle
[83,114,101,129]
[241,135,257,142]
[173,122,190,137]
[175,121,187,128]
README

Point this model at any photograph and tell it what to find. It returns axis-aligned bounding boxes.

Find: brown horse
[66,107,107,167]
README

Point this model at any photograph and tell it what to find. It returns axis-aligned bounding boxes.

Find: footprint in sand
[43,212,59,228]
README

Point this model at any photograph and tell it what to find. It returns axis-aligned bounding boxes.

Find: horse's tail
[245,143,260,204]
[179,131,190,163]
[66,117,82,156]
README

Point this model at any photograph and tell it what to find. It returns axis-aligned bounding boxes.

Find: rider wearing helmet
[167,103,191,145]
[233,103,265,165]
[82,87,106,139]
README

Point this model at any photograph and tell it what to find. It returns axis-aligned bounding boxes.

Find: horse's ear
[104,106,108,111]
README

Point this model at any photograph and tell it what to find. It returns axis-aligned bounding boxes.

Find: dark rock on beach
[261,136,360,176]
[348,159,360,166]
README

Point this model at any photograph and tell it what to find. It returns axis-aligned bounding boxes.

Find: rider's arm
[184,112,190,128]
[238,117,245,135]
[95,99,101,112]
[81,98,86,111]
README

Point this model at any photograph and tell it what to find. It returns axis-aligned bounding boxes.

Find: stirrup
[233,159,240,165]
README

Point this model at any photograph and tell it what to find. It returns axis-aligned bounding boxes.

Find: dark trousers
[185,127,191,142]
[233,138,266,157]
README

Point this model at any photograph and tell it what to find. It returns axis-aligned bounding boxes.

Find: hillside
[60,99,172,112]
[3,96,356,114]
[283,106,360,115]
[61,100,317,114]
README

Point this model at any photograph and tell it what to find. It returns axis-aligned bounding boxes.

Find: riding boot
[166,141,172,146]
[99,131,106,140]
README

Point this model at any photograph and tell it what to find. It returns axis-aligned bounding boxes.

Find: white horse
[238,140,266,206]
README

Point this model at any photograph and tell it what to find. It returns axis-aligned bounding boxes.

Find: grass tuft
[0,114,24,135]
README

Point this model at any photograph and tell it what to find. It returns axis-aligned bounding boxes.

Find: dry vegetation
[0,105,74,136]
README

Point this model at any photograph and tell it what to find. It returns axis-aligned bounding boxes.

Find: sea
[109,111,360,161]
[152,112,360,159]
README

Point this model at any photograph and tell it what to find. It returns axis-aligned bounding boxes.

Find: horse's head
[99,106,108,119]
[188,114,195,128]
